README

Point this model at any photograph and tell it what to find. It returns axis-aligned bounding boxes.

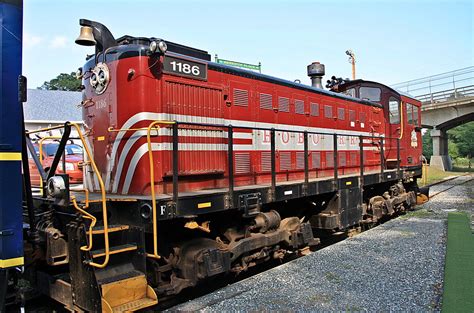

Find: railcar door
[403,100,422,167]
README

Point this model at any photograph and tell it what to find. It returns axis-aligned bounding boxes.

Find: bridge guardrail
[392,66,474,104]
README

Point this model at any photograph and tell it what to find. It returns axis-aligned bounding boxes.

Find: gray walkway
[171,176,473,312]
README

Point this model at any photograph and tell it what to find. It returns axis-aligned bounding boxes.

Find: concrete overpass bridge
[392,66,474,170]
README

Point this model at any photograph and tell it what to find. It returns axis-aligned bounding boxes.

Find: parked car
[29,143,84,186]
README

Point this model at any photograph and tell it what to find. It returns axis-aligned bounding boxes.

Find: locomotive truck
[1,9,428,312]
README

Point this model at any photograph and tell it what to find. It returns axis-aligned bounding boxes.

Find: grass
[419,166,464,186]
[442,212,474,312]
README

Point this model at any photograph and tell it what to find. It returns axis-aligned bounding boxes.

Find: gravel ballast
[171,175,474,312]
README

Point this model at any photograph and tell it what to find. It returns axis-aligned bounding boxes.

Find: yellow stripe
[198,202,212,209]
[346,181,352,186]
[0,152,21,161]
[0,257,24,268]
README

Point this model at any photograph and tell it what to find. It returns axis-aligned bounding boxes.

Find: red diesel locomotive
[22,19,426,312]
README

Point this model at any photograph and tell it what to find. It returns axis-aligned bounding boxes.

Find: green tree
[38,72,81,91]
[422,130,433,160]
[448,122,474,158]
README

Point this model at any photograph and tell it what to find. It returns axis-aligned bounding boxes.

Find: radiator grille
[312,152,321,169]
[310,102,319,116]
[295,100,305,114]
[350,152,358,166]
[235,152,251,174]
[296,151,305,169]
[324,105,333,118]
[339,152,346,167]
[280,151,291,170]
[278,97,290,112]
[261,151,272,172]
[260,93,273,110]
[233,88,249,107]
[326,152,334,168]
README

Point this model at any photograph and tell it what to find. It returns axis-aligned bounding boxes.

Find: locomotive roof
[337,79,418,101]
[206,61,383,108]
[92,41,383,108]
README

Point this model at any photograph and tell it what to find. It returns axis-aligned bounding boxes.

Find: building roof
[24,89,83,122]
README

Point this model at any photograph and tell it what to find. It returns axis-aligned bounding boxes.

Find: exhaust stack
[307,62,325,89]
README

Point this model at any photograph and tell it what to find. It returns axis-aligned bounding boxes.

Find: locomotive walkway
[171,175,474,312]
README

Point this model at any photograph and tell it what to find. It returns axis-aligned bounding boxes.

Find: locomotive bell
[75,26,96,46]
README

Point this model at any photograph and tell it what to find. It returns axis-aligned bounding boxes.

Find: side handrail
[146,120,175,260]
[68,122,110,268]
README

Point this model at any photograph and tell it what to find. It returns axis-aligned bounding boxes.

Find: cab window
[413,105,419,125]
[389,97,400,124]
[343,88,356,97]
[407,103,414,124]
[360,87,381,102]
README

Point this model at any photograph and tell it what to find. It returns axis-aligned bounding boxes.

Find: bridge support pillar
[430,129,452,171]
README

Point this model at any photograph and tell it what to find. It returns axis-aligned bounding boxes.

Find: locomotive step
[86,224,130,235]
[90,243,137,259]
[100,272,158,312]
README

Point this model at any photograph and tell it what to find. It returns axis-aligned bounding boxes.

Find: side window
[360,87,381,102]
[407,103,414,124]
[413,105,419,126]
[389,97,400,124]
[324,105,333,118]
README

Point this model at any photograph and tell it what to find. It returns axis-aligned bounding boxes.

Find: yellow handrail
[68,122,110,268]
[399,101,404,140]
[145,120,176,260]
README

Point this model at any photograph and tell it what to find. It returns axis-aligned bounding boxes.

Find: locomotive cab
[334,80,422,169]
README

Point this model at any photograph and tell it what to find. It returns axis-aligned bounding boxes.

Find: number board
[162,55,207,81]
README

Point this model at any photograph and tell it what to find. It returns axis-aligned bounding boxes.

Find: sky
[23,0,473,89]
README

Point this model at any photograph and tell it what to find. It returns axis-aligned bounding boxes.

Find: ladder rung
[86,224,130,235]
[91,244,137,259]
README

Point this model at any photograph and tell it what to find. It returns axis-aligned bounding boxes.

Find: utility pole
[346,50,356,80]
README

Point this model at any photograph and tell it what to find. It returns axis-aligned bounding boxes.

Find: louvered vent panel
[261,151,272,172]
[278,97,290,112]
[233,89,249,107]
[260,93,273,110]
[280,151,292,170]
[350,152,357,166]
[339,152,346,166]
[310,103,319,116]
[295,100,304,114]
[296,151,305,169]
[235,153,251,174]
[338,108,345,120]
[326,152,334,168]
[312,152,321,169]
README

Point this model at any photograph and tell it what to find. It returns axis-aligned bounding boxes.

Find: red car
[29,143,84,186]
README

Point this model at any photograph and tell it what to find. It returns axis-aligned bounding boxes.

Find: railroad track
[427,173,474,198]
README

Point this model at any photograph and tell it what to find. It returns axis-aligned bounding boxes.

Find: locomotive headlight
[149,40,158,53]
[158,40,167,54]
[90,73,98,87]
[98,70,106,83]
